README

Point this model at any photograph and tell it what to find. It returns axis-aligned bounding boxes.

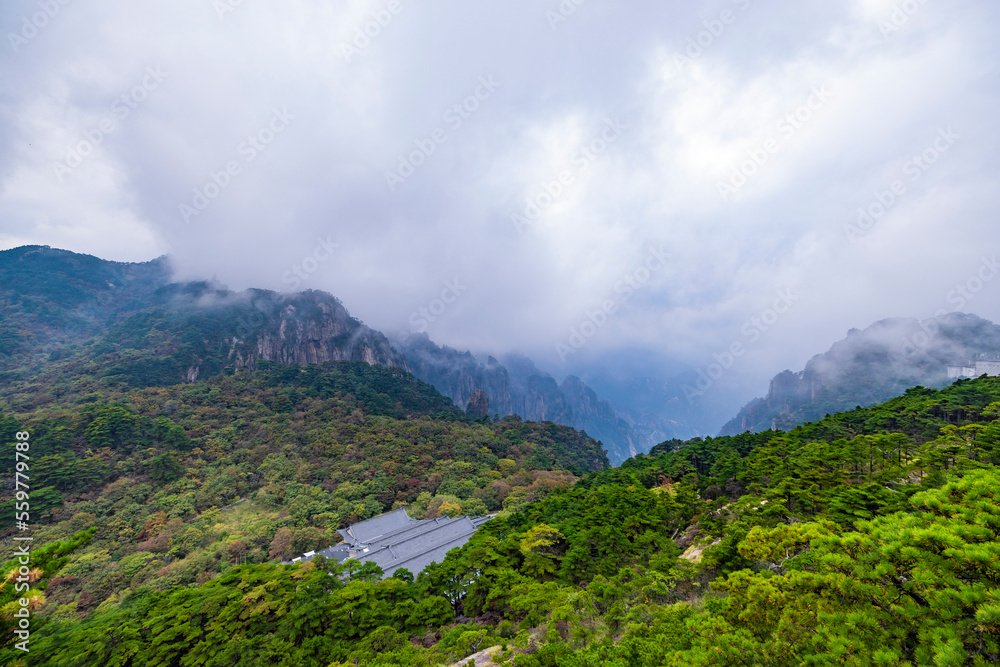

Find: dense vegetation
[0,246,168,368]
[3,375,998,665]
[0,360,607,663]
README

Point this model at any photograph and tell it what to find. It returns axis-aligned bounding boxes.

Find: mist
[2,0,999,421]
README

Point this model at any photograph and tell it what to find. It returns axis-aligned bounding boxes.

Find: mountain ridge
[392,334,655,463]
[719,313,1000,435]
[0,246,645,462]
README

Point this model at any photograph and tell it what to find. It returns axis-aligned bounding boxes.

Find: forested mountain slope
[7,376,999,665]
[0,247,406,399]
[0,358,609,663]
[2,246,643,462]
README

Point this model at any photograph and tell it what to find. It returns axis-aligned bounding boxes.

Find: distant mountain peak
[719,313,1000,436]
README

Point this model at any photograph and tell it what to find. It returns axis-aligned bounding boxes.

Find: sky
[1,0,999,417]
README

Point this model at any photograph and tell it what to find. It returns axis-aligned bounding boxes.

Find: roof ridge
[375,530,480,574]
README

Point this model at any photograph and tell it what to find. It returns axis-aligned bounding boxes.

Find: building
[947,359,1000,379]
[285,507,491,578]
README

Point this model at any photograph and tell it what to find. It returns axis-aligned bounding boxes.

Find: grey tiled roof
[286,508,492,577]
[336,507,418,544]
[360,516,478,574]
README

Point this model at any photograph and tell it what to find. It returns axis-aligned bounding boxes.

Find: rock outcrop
[224,292,407,372]
[465,389,490,419]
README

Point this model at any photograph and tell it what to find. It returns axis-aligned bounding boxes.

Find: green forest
[1,356,998,664]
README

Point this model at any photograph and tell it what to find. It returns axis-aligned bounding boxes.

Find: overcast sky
[2,0,999,405]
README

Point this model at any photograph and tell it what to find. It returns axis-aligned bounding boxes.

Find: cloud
[1,0,998,425]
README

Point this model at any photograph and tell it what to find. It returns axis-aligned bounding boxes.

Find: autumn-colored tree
[268,526,293,561]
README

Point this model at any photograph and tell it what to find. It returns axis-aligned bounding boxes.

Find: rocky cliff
[221,290,407,374]
[561,375,642,460]
[393,337,648,463]
[395,333,511,414]
[465,389,490,419]
[0,247,406,388]
[164,287,408,383]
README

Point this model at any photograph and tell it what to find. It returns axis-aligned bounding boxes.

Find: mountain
[393,335,650,463]
[0,246,406,400]
[393,333,513,416]
[100,284,410,384]
[719,313,1000,435]
[1,246,642,465]
[0,244,171,356]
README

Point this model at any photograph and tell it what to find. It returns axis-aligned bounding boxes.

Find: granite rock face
[224,292,408,372]
[395,333,512,413]
[465,389,490,419]
[394,336,649,464]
